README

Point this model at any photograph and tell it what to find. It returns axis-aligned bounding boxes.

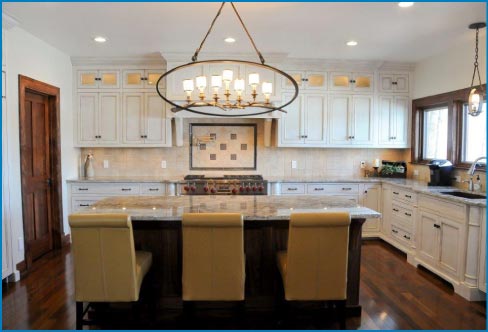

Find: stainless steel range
[179,175,268,195]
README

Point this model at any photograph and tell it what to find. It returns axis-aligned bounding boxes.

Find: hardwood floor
[2,240,485,329]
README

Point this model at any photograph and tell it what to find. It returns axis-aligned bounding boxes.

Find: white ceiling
[3,2,486,63]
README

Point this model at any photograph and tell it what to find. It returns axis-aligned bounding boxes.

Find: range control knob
[232,188,238,194]
[252,186,257,192]
[203,186,209,193]
[190,186,196,192]
[239,186,245,192]
[258,185,264,192]
[246,186,251,192]
[210,187,217,194]
[183,185,190,192]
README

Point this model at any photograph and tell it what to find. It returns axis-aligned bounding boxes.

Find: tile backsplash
[80,118,409,179]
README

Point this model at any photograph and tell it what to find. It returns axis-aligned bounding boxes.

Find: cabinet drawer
[71,183,140,195]
[280,183,306,194]
[391,225,413,245]
[392,202,415,225]
[391,187,417,204]
[307,183,359,194]
[140,183,165,195]
[71,197,104,212]
[418,195,466,222]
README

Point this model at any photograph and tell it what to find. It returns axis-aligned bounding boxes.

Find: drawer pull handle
[393,208,399,212]
[404,212,412,217]
[403,235,411,240]
[287,188,298,191]
[342,188,352,191]
[314,188,324,191]
[121,188,132,191]
[392,229,399,234]
[149,188,159,191]
[79,204,90,207]
[393,192,399,195]
[78,188,89,191]
[405,194,412,198]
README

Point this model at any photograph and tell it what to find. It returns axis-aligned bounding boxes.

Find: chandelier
[467,22,486,116]
[156,2,299,117]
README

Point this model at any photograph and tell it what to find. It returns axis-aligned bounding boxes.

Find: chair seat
[276,250,287,284]
[135,251,153,291]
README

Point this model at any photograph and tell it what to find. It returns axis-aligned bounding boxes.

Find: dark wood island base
[133,218,366,316]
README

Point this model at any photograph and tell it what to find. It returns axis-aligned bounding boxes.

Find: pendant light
[156,2,299,117]
[467,22,486,117]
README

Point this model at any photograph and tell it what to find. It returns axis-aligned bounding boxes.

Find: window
[423,107,448,160]
[461,101,486,163]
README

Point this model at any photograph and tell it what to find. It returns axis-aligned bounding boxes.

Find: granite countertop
[72,195,381,221]
[66,176,181,183]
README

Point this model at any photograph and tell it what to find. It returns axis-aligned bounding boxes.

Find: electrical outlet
[291,160,297,169]
[103,160,109,168]
[18,237,24,251]
[161,160,167,169]
[360,161,366,169]
[455,175,461,183]
[413,170,419,176]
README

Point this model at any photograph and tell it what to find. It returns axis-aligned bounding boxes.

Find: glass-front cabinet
[282,71,327,91]
[77,70,120,89]
[122,69,165,89]
[329,72,374,92]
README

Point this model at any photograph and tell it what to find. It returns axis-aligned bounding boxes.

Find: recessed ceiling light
[346,40,358,46]
[224,37,236,43]
[398,2,414,8]
[93,36,107,43]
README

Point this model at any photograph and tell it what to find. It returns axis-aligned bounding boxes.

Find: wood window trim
[411,85,486,170]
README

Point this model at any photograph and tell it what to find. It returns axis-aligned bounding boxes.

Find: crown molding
[2,13,20,30]
[71,54,165,66]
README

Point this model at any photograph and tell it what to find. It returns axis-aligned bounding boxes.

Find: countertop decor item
[83,153,95,178]
[156,2,299,117]
[467,22,486,116]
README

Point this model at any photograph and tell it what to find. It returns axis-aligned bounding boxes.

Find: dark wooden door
[20,90,53,264]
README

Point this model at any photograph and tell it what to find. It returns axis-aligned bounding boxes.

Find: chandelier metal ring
[156,59,299,117]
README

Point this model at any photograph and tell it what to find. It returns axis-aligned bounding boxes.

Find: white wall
[414,30,486,99]
[5,27,78,268]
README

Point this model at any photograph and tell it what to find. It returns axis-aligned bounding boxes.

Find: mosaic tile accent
[190,124,256,170]
[199,144,206,150]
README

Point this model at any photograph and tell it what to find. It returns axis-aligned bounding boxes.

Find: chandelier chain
[191,2,266,64]
[471,27,485,94]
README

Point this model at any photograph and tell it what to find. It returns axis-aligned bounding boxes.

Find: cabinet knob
[434,224,441,229]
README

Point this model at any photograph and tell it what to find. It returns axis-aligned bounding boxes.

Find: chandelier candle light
[156,2,299,117]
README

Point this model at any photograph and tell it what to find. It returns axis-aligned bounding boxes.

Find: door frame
[18,75,64,269]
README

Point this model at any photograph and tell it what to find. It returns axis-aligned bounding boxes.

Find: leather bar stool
[69,213,152,330]
[276,212,351,329]
[181,213,245,321]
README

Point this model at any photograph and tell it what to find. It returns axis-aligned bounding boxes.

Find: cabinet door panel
[78,93,98,144]
[351,95,373,144]
[393,96,409,146]
[145,93,168,144]
[305,72,327,90]
[304,94,327,145]
[417,211,439,265]
[394,74,409,93]
[78,71,98,88]
[98,93,119,144]
[362,184,381,233]
[279,94,303,145]
[379,74,394,93]
[145,70,164,89]
[99,70,119,89]
[329,95,350,145]
[378,96,393,145]
[353,73,373,92]
[439,218,463,277]
[123,93,144,144]
[330,72,351,91]
[282,71,303,90]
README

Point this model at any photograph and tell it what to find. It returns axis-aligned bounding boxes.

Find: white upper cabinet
[329,94,373,146]
[378,95,409,147]
[329,72,374,92]
[122,69,165,90]
[379,73,409,93]
[78,92,119,146]
[282,71,327,91]
[277,93,327,147]
[122,92,171,146]
[77,70,120,89]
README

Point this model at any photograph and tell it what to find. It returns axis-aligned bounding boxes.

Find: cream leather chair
[276,212,351,329]
[69,213,152,330]
[182,212,245,322]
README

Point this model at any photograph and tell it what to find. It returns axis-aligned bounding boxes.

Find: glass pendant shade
[211,75,222,88]
[262,81,273,94]
[183,79,194,92]
[196,76,207,90]
[234,79,245,92]
[468,88,484,116]
[248,73,259,86]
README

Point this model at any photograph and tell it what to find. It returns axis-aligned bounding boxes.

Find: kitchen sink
[439,191,486,199]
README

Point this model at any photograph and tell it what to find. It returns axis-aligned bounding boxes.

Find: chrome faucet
[466,157,486,191]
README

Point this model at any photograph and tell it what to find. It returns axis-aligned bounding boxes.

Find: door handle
[46,178,52,186]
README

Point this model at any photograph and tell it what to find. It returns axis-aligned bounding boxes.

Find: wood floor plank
[2,240,485,329]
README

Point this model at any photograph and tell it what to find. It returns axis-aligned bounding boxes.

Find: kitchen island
[73,195,381,315]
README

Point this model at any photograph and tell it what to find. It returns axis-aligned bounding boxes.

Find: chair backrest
[182,213,245,301]
[285,212,351,301]
[69,213,139,302]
